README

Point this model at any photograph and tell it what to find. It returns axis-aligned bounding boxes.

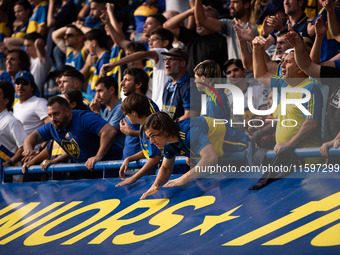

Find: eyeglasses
[65,33,75,38]
[148,37,162,42]
[15,80,29,86]
[163,57,181,63]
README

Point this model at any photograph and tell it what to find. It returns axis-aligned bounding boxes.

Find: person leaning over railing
[22,96,121,177]
[22,90,88,177]
[115,93,161,187]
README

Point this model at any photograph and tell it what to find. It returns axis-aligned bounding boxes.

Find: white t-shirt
[220,19,258,60]
[227,82,269,112]
[151,48,170,109]
[13,96,48,134]
[31,57,52,97]
[0,109,27,158]
[165,0,192,12]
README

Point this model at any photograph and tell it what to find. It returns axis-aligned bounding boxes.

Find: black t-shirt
[320,66,340,141]
[179,27,228,77]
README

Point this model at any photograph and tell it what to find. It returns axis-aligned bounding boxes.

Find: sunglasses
[65,33,75,38]
[15,79,29,86]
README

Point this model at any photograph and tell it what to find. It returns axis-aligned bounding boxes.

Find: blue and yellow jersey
[140,99,161,159]
[0,20,11,59]
[27,1,48,34]
[0,20,11,42]
[312,8,340,62]
[134,4,158,33]
[107,45,126,98]
[275,62,282,76]
[164,116,250,159]
[65,48,86,71]
[162,73,191,120]
[205,89,231,120]
[140,131,161,159]
[87,51,110,98]
[47,140,66,159]
[0,145,14,162]
[144,59,153,78]
[271,77,323,148]
[82,92,92,106]
[123,98,159,159]
[11,22,28,39]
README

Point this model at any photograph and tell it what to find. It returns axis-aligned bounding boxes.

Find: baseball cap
[15,70,35,83]
[161,48,189,62]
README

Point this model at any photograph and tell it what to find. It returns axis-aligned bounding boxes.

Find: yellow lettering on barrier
[0,203,22,216]
[223,192,340,246]
[263,209,340,245]
[182,205,241,236]
[0,203,41,239]
[113,196,216,244]
[62,199,169,245]
[0,202,81,245]
[24,200,120,246]
[311,222,340,246]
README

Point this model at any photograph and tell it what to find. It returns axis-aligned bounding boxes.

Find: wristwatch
[6,159,13,165]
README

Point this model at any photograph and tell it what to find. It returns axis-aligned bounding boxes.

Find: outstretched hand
[234,21,255,42]
[115,177,137,187]
[284,27,303,48]
[140,184,159,200]
[163,175,189,188]
[315,15,328,37]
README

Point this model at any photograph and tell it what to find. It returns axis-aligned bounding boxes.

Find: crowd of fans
[1,0,340,197]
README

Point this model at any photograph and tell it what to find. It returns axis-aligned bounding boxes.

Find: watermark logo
[196,81,223,107]
[198,82,311,116]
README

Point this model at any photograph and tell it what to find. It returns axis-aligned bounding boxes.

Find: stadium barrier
[1,147,340,183]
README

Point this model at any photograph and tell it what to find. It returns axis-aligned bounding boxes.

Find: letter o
[281,119,298,127]
[24,200,120,246]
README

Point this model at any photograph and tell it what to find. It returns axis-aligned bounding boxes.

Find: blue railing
[1,147,340,183]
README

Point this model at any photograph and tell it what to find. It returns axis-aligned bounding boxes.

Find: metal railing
[1,147,340,183]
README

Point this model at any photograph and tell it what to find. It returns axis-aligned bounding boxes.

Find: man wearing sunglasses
[52,24,87,71]
[13,71,50,135]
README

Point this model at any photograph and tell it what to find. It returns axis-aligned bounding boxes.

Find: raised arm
[105,3,129,49]
[235,22,255,71]
[194,0,221,32]
[252,36,273,86]
[163,7,195,38]
[3,37,24,50]
[52,26,67,53]
[35,38,47,63]
[310,15,328,64]
[285,30,321,79]
[324,0,340,42]
[100,50,158,76]
[47,0,57,28]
